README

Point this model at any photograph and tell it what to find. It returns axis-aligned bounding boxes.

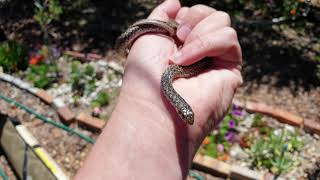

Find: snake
[116,19,211,125]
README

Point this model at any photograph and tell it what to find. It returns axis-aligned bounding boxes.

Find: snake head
[179,108,194,125]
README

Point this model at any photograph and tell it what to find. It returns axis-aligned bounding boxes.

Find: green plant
[70,61,96,95]
[26,62,59,89]
[247,129,303,175]
[252,113,273,135]
[34,0,63,43]
[91,91,110,108]
[201,105,242,158]
[0,41,28,72]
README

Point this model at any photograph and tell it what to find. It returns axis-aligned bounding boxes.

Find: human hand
[76,1,243,179]
[120,0,242,156]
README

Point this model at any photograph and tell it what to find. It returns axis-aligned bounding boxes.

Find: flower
[228,120,236,129]
[29,55,44,65]
[290,9,296,16]
[51,46,61,57]
[202,137,210,145]
[217,154,229,161]
[231,109,242,116]
[224,132,235,142]
[231,104,243,116]
[217,144,224,152]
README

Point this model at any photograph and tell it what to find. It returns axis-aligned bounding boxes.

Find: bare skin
[75,0,242,180]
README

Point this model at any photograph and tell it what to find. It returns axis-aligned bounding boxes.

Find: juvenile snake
[116,19,211,125]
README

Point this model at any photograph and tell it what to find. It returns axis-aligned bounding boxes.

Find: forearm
[75,92,191,180]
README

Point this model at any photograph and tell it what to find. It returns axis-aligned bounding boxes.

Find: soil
[0,82,95,178]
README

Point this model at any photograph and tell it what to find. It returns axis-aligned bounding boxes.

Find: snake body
[116,19,211,125]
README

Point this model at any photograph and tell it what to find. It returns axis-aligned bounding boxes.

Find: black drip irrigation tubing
[0,92,95,144]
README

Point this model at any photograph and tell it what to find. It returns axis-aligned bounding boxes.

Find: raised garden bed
[197,103,320,179]
[1,47,320,179]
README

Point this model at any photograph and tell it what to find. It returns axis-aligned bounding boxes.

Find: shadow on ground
[236,23,320,93]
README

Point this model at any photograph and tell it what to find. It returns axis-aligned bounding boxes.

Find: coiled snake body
[116,19,211,125]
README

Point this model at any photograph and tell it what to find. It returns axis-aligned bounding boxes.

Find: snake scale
[116,19,211,125]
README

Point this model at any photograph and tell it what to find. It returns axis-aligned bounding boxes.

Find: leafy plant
[0,41,28,72]
[247,129,303,175]
[70,61,96,96]
[91,91,110,108]
[34,0,63,43]
[26,62,59,89]
[201,105,242,158]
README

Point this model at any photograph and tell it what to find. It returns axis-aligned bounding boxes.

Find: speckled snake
[116,19,211,125]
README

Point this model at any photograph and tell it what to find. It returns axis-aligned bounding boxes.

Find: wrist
[107,91,192,178]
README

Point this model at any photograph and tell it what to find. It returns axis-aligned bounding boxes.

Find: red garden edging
[0,72,106,131]
[233,100,320,135]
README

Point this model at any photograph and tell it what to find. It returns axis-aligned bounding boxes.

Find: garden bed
[198,104,320,179]
[1,46,320,179]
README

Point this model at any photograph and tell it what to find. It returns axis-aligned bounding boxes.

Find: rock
[57,106,75,124]
[284,124,295,133]
[36,90,54,104]
[239,114,254,128]
[95,71,104,80]
[53,98,65,108]
[76,112,105,131]
[230,144,249,160]
[97,60,108,67]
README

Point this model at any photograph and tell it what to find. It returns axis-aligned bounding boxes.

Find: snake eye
[179,108,194,125]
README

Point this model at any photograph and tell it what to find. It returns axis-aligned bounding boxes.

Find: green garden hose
[0,92,95,144]
[0,166,9,180]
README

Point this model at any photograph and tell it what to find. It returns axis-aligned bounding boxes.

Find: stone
[0,73,14,82]
[108,61,124,74]
[76,112,105,131]
[230,144,249,160]
[53,98,65,108]
[36,89,54,104]
[31,119,44,126]
[27,87,39,94]
[97,60,108,67]
[57,106,75,124]
[18,81,31,90]
[304,119,320,135]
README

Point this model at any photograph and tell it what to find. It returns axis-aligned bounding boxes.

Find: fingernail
[170,51,183,63]
[177,24,192,40]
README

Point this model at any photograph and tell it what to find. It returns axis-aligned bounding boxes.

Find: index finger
[170,27,242,66]
[148,0,181,21]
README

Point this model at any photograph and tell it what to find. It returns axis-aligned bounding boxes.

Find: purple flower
[231,110,242,116]
[231,105,243,117]
[224,132,235,142]
[51,46,61,57]
[217,144,224,152]
[228,120,236,129]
